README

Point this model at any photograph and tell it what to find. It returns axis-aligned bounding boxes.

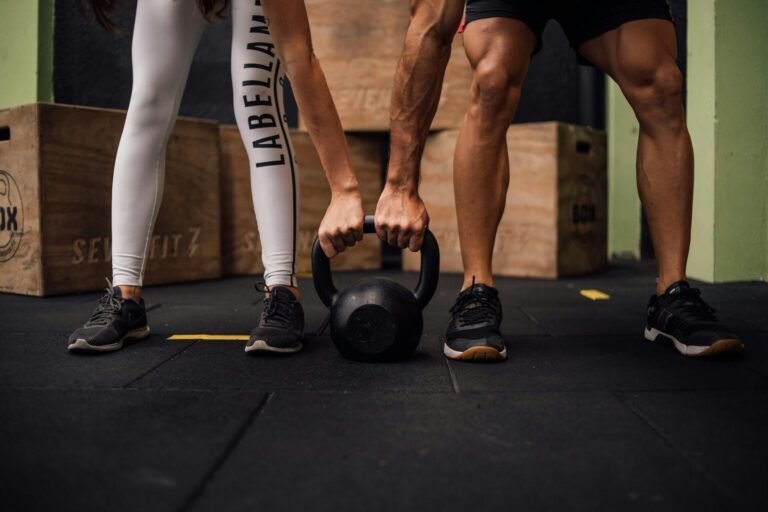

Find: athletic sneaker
[444,280,507,361]
[245,284,304,354]
[68,282,150,353]
[645,280,744,357]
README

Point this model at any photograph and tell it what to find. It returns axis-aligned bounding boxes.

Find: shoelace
[666,287,717,324]
[450,280,497,327]
[255,282,295,328]
[86,279,122,326]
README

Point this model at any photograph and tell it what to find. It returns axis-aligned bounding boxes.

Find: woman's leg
[69,0,207,353]
[111,0,208,296]
[231,0,304,354]
[230,0,299,292]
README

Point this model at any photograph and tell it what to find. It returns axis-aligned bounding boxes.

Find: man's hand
[375,184,429,251]
[318,189,365,258]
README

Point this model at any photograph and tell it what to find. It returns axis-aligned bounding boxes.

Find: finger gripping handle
[311,215,441,310]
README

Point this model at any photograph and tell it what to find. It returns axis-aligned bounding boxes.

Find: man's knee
[469,60,524,119]
[621,60,684,124]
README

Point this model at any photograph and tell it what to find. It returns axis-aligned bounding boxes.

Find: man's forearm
[387,0,465,189]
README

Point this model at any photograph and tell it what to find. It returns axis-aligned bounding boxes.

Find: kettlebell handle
[311,215,440,309]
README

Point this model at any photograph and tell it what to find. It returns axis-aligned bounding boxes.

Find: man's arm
[262,0,364,257]
[375,0,465,251]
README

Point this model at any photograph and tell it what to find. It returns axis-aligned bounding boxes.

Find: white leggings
[111,0,298,288]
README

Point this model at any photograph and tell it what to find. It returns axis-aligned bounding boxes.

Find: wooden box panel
[219,126,382,277]
[0,103,221,296]
[403,122,607,278]
[302,0,472,131]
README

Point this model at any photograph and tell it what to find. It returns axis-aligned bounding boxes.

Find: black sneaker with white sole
[68,282,150,353]
[444,280,506,362]
[645,280,744,357]
[245,284,304,354]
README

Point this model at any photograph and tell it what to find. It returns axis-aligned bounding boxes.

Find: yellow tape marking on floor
[580,289,611,301]
[167,334,249,341]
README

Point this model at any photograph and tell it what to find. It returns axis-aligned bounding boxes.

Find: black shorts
[465,0,674,65]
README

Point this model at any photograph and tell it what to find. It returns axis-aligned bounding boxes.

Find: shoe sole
[443,344,507,362]
[68,325,151,353]
[244,338,303,354]
[644,327,743,357]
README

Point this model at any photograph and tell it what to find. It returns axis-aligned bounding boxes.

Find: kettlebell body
[312,216,440,362]
[330,277,424,362]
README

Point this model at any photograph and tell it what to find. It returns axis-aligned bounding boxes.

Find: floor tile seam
[613,385,768,393]
[445,360,461,394]
[176,391,274,512]
[517,308,557,337]
[0,385,269,394]
[612,391,750,509]
[2,384,766,394]
[127,387,460,394]
[453,385,768,394]
[0,385,463,395]
[742,366,768,381]
[122,341,200,388]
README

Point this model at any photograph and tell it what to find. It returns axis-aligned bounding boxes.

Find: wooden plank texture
[403,122,607,278]
[0,103,221,296]
[219,126,383,277]
[0,104,43,295]
[301,0,472,131]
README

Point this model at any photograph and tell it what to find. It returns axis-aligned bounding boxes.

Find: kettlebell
[311,215,440,362]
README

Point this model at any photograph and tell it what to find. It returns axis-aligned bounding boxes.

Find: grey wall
[53,0,685,132]
[53,1,602,130]
[54,0,298,126]
[515,22,605,128]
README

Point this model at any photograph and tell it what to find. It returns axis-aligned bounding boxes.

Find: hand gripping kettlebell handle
[311,215,440,310]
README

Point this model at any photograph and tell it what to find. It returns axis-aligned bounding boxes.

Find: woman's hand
[318,188,365,258]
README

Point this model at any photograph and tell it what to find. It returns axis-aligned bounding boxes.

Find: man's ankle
[656,275,687,296]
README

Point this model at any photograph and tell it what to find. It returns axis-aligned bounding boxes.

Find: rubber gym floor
[1,260,767,512]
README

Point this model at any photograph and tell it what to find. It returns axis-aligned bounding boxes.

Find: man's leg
[579,19,689,295]
[579,19,743,357]
[455,18,536,290]
[443,18,535,362]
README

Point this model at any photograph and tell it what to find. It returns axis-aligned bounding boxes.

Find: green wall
[0,0,54,109]
[607,0,768,281]
[687,0,768,282]
[606,79,641,259]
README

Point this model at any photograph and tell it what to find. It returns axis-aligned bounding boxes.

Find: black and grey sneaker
[645,280,744,357]
[245,284,304,354]
[444,280,506,361]
[68,281,150,353]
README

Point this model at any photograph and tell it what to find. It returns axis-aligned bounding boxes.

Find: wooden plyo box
[303,0,472,131]
[0,103,221,296]
[220,126,382,276]
[404,123,607,278]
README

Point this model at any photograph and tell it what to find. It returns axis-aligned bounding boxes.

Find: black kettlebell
[311,215,440,362]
